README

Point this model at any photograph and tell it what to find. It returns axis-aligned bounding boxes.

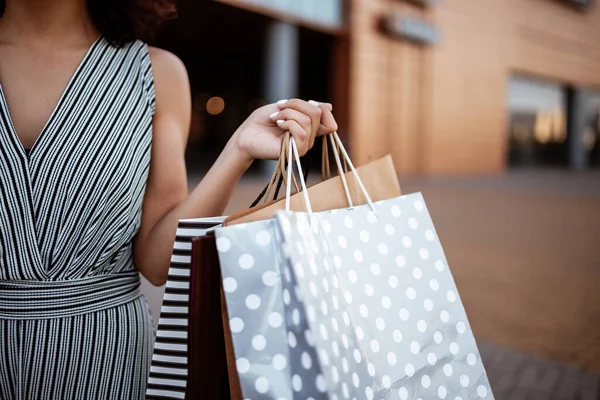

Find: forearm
[136,135,252,285]
[180,137,253,218]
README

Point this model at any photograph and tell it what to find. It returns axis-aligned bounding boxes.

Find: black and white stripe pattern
[0,298,154,399]
[0,37,156,399]
[0,271,142,319]
[146,218,224,400]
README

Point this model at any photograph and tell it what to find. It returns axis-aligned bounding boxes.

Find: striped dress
[0,37,155,399]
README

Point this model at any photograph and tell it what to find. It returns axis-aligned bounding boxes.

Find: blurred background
[142,0,600,398]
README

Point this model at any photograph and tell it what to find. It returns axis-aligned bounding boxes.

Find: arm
[134,48,337,286]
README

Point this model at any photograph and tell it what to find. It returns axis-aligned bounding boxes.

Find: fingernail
[277,99,288,105]
[270,112,279,119]
[276,120,285,125]
[308,100,320,107]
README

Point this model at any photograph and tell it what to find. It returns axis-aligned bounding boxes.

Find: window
[507,76,568,167]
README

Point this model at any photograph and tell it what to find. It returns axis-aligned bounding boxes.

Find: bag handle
[250,133,300,207]
[327,134,354,208]
[285,137,313,213]
[285,132,376,216]
[321,135,348,181]
[332,132,375,212]
[252,132,353,207]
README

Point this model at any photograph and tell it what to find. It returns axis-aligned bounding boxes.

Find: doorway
[152,1,343,176]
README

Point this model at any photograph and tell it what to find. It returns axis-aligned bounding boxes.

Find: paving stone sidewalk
[479,340,600,400]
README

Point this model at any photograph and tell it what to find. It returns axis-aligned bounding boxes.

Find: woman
[0,0,338,398]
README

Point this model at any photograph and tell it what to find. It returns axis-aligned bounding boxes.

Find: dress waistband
[0,271,142,320]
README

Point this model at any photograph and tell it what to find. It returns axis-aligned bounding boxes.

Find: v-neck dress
[0,37,155,399]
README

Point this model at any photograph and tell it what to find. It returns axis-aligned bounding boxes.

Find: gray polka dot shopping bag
[267,136,495,400]
[215,134,402,399]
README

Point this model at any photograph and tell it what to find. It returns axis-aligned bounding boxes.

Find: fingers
[270,108,315,150]
[270,108,311,133]
[274,119,310,156]
[277,99,321,144]
[317,104,338,136]
[273,98,338,153]
[322,102,333,112]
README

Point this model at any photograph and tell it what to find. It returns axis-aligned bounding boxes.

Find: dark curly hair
[0,0,177,47]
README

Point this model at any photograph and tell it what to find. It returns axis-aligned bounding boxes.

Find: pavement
[141,168,600,399]
[479,340,599,399]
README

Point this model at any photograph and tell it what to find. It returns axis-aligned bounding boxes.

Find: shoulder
[147,46,189,89]
[146,46,191,117]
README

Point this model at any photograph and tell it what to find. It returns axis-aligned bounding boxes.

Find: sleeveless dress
[0,37,155,399]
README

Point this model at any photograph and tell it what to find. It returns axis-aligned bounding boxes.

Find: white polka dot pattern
[273,193,494,400]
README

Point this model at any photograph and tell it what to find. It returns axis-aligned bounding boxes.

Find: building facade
[346,0,600,174]
[157,0,600,175]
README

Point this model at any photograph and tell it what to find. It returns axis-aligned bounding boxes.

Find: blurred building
[154,0,600,175]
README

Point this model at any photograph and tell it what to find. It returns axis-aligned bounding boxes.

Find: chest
[0,45,91,148]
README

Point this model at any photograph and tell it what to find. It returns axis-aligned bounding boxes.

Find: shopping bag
[215,133,401,399]
[272,138,495,400]
[146,217,226,400]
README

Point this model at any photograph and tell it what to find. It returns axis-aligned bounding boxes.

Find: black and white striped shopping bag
[145,217,225,400]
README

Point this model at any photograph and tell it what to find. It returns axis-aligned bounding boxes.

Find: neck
[0,0,98,45]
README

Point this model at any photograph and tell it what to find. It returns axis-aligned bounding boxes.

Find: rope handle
[251,132,356,208]
[285,132,376,216]
[251,132,299,207]
[321,135,348,181]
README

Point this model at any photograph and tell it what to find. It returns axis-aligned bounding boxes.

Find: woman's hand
[233,99,339,163]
